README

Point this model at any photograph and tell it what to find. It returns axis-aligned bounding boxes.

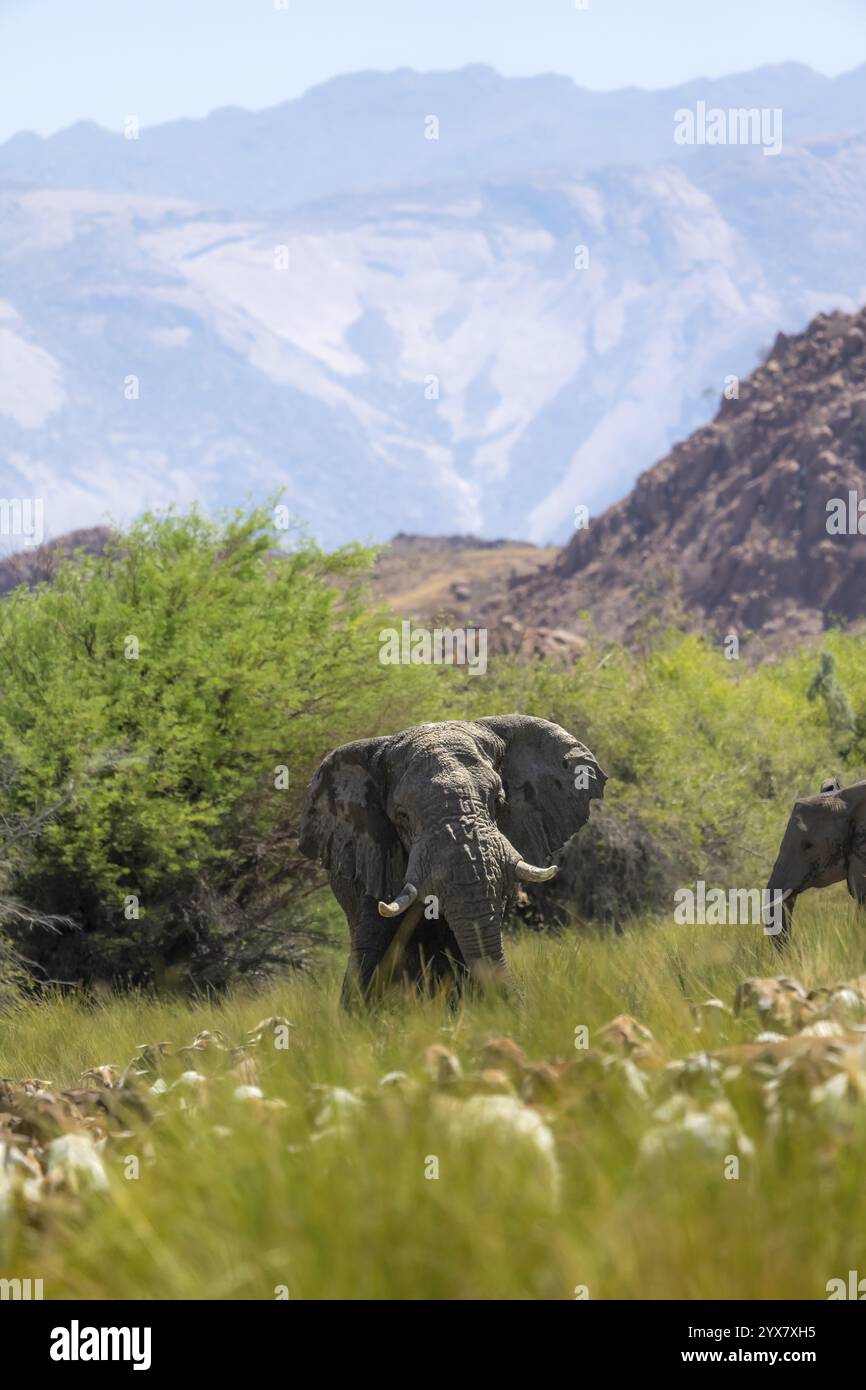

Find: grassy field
[3,889,866,1301]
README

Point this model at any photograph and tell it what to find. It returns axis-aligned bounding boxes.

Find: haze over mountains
[1,62,865,547]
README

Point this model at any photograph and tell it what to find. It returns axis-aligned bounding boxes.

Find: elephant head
[299,714,606,1001]
[765,777,866,948]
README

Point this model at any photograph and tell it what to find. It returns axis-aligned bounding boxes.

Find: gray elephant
[299,714,606,1005]
[765,776,866,948]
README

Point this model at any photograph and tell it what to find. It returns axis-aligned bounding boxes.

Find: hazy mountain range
[1,61,864,547]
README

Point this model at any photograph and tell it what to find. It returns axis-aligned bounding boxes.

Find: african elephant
[299,715,606,1006]
[765,777,866,948]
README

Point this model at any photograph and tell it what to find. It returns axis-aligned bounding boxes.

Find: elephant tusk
[515,860,558,883]
[765,887,794,909]
[378,883,418,918]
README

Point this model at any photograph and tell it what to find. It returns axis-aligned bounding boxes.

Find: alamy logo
[50,1320,152,1371]
[673,102,782,156]
[0,1276,43,1299]
[379,621,487,675]
[827,1270,866,1299]
[0,497,43,547]
[673,881,783,935]
[826,491,866,535]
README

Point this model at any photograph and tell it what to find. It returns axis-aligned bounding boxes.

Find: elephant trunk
[444,898,521,998]
[398,789,554,994]
[432,814,524,996]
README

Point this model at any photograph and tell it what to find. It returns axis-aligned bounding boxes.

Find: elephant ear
[842,780,866,905]
[475,714,606,864]
[299,737,405,900]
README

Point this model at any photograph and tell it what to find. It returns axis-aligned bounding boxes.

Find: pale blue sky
[1,0,864,143]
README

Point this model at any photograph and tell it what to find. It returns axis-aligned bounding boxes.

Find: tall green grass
[3,888,866,1300]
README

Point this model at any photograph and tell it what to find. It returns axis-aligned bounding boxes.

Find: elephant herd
[299,715,866,1007]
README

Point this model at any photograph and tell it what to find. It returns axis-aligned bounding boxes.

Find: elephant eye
[802,840,814,851]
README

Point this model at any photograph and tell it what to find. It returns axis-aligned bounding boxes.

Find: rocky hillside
[0,526,110,595]
[375,305,866,653]
[526,305,866,648]
[370,534,566,654]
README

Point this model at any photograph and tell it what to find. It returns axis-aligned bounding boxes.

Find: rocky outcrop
[535,306,866,648]
[380,305,866,655]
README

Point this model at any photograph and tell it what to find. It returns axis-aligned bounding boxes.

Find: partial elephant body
[766,778,866,948]
[328,872,459,1005]
[299,715,606,1005]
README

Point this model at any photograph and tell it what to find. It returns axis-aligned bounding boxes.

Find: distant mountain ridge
[1,63,865,548]
[2,62,864,210]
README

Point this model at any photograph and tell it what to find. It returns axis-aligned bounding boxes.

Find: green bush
[0,507,449,987]
[1,502,866,990]
[484,630,865,922]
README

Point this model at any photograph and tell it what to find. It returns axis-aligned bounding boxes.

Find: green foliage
[479,629,865,918]
[1,500,866,985]
[0,507,449,985]
[807,650,857,751]
[4,509,866,1298]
